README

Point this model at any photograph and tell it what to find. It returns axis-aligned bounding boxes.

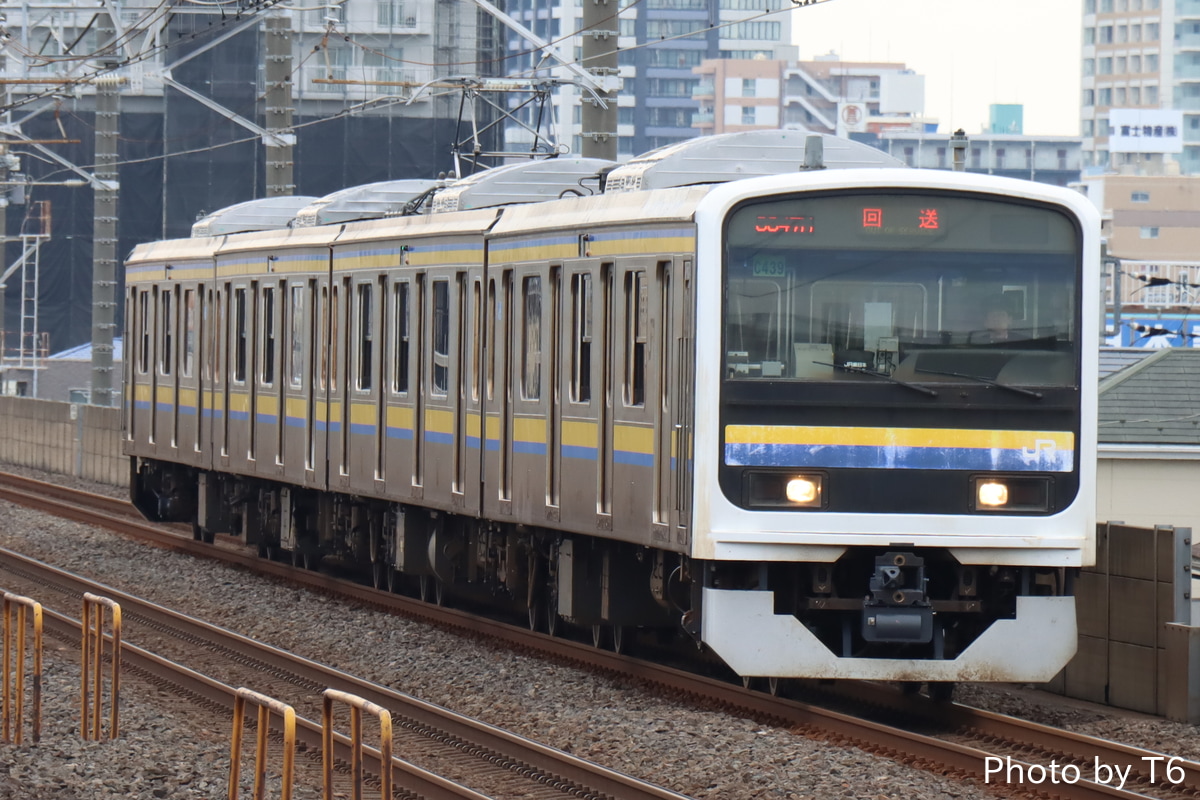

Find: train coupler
[862,551,933,644]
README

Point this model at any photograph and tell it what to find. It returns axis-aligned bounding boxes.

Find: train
[124,131,1100,686]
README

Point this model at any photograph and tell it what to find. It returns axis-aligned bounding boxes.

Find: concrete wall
[1098,458,1200,533]
[0,396,124,486]
[1049,522,1198,723]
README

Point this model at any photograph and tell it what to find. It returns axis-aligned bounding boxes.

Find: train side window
[570,272,592,403]
[138,290,150,374]
[183,288,196,378]
[624,270,646,407]
[318,286,328,391]
[486,279,496,401]
[234,287,248,384]
[357,282,373,391]
[471,280,482,403]
[289,284,304,388]
[160,288,173,376]
[393,282,410,394]
[330,284,340,392]
[522,275,542,401]
[262,285,276,385]
[432,279,449,395]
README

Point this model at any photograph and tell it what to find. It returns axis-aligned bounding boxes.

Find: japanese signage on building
[1109,109,1184,154]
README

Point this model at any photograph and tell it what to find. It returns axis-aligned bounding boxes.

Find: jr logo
[1021,439,1058,464]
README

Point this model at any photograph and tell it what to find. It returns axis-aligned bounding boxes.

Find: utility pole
[91,49,121,407]
[579,0,618,160]
[264,12,295,197]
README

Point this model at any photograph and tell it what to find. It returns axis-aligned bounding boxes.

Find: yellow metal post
[80,593,121,740]
[321,689,393,800]
[3,593,43,744]
[227,688,295,800]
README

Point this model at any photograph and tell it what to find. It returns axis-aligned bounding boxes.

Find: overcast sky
[792,0,1083,136]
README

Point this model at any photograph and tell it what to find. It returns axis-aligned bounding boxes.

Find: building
[689,55,927,138]
[529,0,797,158]
[873,132,1083,186]
[1076,172,1200,345]
[0,0,495,356]
[1080,0,1200,173]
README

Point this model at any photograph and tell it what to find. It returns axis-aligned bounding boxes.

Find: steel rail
[23,603,491,800]
[0,545,692,800]
[0,469,1191,800]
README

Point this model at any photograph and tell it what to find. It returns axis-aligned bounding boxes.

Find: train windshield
[722,191,1081,387]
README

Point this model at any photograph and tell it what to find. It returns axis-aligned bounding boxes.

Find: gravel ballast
[0,464,1194,799]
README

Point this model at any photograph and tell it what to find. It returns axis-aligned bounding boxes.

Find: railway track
[1,469,1197,800]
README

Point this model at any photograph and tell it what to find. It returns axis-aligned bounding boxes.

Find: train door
[281,280,310,486]
[460,272,485,516]
[162,285,180,457]
[347,275,383,495]
[253,279,283,476]
[128,286,151,450]
[597,263,614,531]
[329,277,352,492]
[420,270,458,508]
[382,277,416,501]
[149,285,161,446]
[483,268,515,519]
[176,285,200,467]
[509,265,550,522]
[672,259,694,548]
[557,265,600,535]
[198,285,214,472]
[216,283,231,470]
[608,260,664,547]
[310,277,332,490]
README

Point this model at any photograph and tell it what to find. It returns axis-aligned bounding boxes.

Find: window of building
[1131,191,1150,202]
[1099,57,1113,74]
[1084,58,1095,76]
[1140,226,1160,238]
[1084,27,1096,45]
[1085,0,1095,11]
[1131,24,1141,41]
[1146,85,1158,104]
[1116,87,1127,105]
[1098,87,1113,105]
[903,146,914,166]
[1147,53,1159,72]
[1058,149,1068,170]
[1131,54,1142,72]
[1100,25,1113,43]
[1146,22,1159,41]
[741,106,756,125]
[995,148,1006,169]
[1117,25,1127,43]
[970,147,982,168]
[1100,0,1112,11]
[936,147,947,168]
[742,78,756,97]
[724,21,781,40]
[1083,119,1095,137]
[1116,56,1126,73]
[1083,88,1095,106]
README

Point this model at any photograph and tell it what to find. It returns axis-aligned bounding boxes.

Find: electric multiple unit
[125,135,1099,683]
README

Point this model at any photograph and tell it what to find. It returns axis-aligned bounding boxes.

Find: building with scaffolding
[0,0,502,389]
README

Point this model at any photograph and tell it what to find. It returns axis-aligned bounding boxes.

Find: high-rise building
[515,0,797,158]
[1079,0,1200,174]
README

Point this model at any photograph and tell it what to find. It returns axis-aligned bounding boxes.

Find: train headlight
[977,481,1009,507]
[971,476,1052,512]
[786,476,821,505]
[744,471,825,509]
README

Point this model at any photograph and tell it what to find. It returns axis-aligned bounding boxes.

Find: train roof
[292,180,441,227]
[336,207,500,244]
[490,185,711,237]
[216,222,343,256]
[430,157,614,213]
[190,196,318,237]
[128,235,224,265]
[603,130,904,192]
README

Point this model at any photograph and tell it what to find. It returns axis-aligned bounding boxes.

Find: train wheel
[290,549,301,568]
[419,574,431,603]
[767,678,781,697]
[371,562,384,590]
[742,676,753,690]
[526,600,540,632]
[433,579,445,606]
[929,682,956,702]
[386,567,398,594]
[611,625,627,654]
[302,551,319,571]
[591,624,605,649]
[546,608,559,637]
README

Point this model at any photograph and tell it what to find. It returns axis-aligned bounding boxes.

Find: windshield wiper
[913,367,1043,400]
[814,362,938,397]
